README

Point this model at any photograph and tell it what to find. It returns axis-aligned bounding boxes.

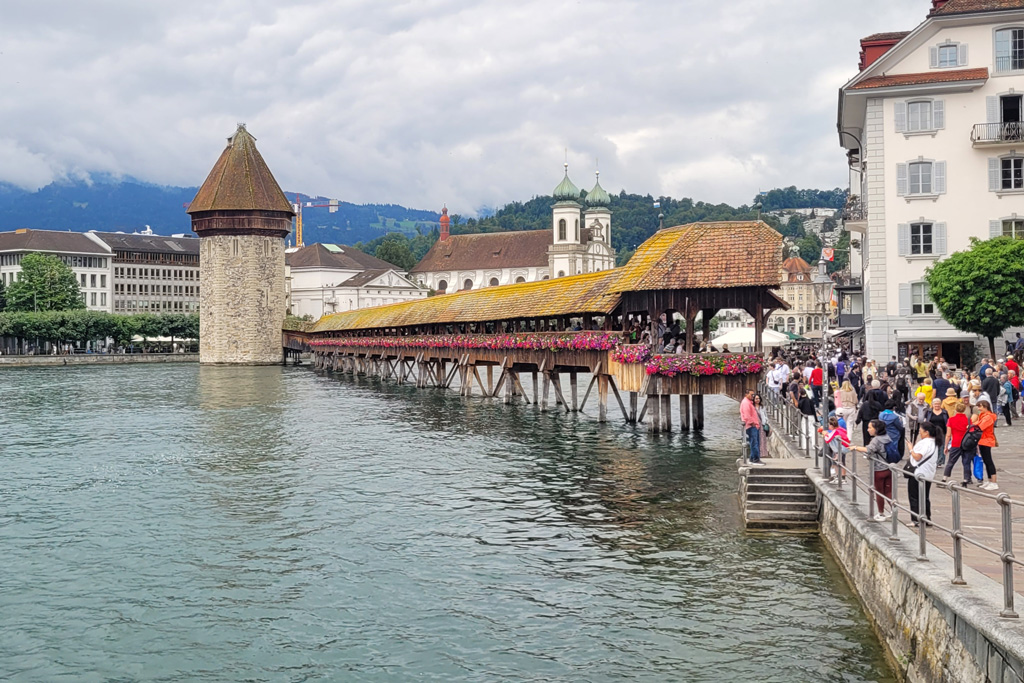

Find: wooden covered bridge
[284,221,788,432]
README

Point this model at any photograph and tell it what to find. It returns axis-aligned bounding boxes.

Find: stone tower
[188,124,295,365]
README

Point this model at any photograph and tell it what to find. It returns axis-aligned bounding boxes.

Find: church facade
[410,167,616,292]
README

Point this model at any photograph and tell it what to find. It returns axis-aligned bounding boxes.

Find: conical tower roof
[552,163,581,202]
[585,171,611,208]
[188,124,294,215]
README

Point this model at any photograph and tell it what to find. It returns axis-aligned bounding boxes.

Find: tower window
[233,238,239,256]
[558,219,566,241]
[574,219,579,241]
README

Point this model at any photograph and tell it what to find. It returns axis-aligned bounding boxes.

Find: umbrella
[711,328,793,352]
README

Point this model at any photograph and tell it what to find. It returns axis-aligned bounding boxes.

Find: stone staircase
[742,464,819,531]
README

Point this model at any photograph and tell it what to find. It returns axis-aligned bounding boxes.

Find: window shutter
[933,100,945,129]
[988,96,1000,124]
[958,43,968,66]
[894,102,907,132]
[991,219,1003,238]
[930,46,939,68]
[898,224,910,256]
[934,161,947,194]
[897,163,908,196]
[899,284,912,316]
[934,222,947,255]
[989,158,1001,191]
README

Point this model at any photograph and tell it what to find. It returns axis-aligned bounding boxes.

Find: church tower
[547,163,582,278]
[583,171,616,273]
[188,124,295,365]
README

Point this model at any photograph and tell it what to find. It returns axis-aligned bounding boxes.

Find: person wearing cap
[941,387,960,418]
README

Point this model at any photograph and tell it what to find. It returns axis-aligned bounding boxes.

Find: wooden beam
[578,375,598,412]
[609,377,629,422]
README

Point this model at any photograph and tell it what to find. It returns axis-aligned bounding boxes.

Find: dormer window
[930,42,966,69]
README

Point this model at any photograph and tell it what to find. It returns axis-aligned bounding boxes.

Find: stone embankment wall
[767,416,1024,682]
[0,354,198,367]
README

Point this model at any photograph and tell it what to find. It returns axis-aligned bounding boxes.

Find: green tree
[926,237,1024,358]
[0,277,5,312]
[6,253,85,312]
[796,233,823,265]
[374,238,417,271]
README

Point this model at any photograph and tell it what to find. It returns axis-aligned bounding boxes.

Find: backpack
[879,411,904,463]
[960,424,983,453]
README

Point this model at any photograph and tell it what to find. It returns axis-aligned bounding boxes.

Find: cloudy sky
[0,0,926,213]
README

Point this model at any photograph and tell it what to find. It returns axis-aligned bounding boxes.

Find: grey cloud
[0,0,926,213]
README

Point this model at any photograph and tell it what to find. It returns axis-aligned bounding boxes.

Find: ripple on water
[0,364,894,682]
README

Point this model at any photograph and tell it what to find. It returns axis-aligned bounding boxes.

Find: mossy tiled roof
[188,124,294,215]
[309,221,782,333]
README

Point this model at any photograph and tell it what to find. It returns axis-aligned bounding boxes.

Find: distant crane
[292,194,340,248]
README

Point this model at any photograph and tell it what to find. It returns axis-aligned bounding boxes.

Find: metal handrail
[756,379,1021,619]
[972,122,1024,144]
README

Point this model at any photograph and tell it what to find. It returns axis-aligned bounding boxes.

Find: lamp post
[812,258,834,476]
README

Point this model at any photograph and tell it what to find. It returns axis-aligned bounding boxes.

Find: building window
[1003,219,1024,238]
[233,238,239,256]
[938,44,958,67]
[912,283,934,315]
[437,279,448,291]
[909,162,932,194]
[489,278,499,287]
[557,270,565,278]
[101,274,106,288]
[574,219,579,242]
[515,276,526,284]
[907,101,933,132]
[558,219,566,241]
[996,28,1024,73]
[100,293,106,306]
[463,279,473,291]
[910,223,933,255]
[1002,156,1023,190]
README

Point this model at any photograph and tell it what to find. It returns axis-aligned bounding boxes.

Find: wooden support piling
[692,395,705,431]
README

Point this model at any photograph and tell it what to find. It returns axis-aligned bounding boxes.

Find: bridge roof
[309,221,782,333]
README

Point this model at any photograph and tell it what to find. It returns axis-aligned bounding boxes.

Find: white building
[286,242,426,318]
[839,0,1024,365]
[0,229,113,312]
[410,167,616,292]
[93,230,200,314]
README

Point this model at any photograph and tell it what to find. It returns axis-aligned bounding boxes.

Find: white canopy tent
[711,328,793,353]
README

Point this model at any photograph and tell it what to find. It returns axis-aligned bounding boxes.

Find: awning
[827,326,864,339]
[894,328,978,342]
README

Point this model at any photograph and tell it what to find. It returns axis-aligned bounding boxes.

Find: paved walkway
[844,414,1024,585]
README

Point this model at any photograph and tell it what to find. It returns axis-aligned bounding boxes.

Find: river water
[1,364,894,682]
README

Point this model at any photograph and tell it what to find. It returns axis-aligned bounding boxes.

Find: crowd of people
[741,349,1020,527]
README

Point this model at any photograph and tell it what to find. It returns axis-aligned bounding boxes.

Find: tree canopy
[374,238,418,271]
[0,311,198,347]
[6,252,85,312]
[757,187,847,211]
[925,237,1024,357]
[0,278,6,312]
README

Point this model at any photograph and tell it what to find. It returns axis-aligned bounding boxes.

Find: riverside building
[839,0,1024,364]
[410,167,617,292]
[0,229,113,312]
[92,230,200,314]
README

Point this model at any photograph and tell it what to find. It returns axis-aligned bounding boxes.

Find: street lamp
[811,258,834,476]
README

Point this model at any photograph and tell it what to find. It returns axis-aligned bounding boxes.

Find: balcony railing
[972,122,1024,145]
[841,195,866,223]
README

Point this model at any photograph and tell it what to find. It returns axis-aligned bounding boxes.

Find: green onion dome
[586,171,611,207]
[552,163,581,201]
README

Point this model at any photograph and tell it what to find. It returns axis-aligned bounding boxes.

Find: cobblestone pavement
[845,411,1024,587]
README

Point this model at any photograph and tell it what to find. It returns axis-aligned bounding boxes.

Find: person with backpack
[943,401,974,486]
[906,422,939,526]
[879,401,906,460]
[851,419,894,522]
[973,399,999,491]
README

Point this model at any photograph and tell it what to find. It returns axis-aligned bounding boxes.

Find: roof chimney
[931,0,951,12]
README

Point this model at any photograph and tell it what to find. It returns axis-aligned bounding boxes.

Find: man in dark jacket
[932,372,952,403]
[982,369,1001,408]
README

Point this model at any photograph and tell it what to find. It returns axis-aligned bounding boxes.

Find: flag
[821,247,834,261]
[652,202,661,209]
[830,286,838,309]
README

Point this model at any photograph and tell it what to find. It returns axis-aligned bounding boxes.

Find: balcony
[841,195,866,232]
[837,313,863,329]
[971,122,1024,147]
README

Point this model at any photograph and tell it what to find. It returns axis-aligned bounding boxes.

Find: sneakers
[982,482,1000,491]
[750,461,766,467]
[873,514,886,522]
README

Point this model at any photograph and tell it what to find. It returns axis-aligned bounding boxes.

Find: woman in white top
[906,422,939,526]
[835,381,858,427]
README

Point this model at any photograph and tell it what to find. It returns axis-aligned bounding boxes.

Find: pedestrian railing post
[889,469,900,541]
[951,485,966,586]
[916,473,928,561]
[850,447,857,503]
[999,494,1019,618]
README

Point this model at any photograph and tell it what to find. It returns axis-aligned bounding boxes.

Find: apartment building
[839,0,1024,364]
[0,229,113,312]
